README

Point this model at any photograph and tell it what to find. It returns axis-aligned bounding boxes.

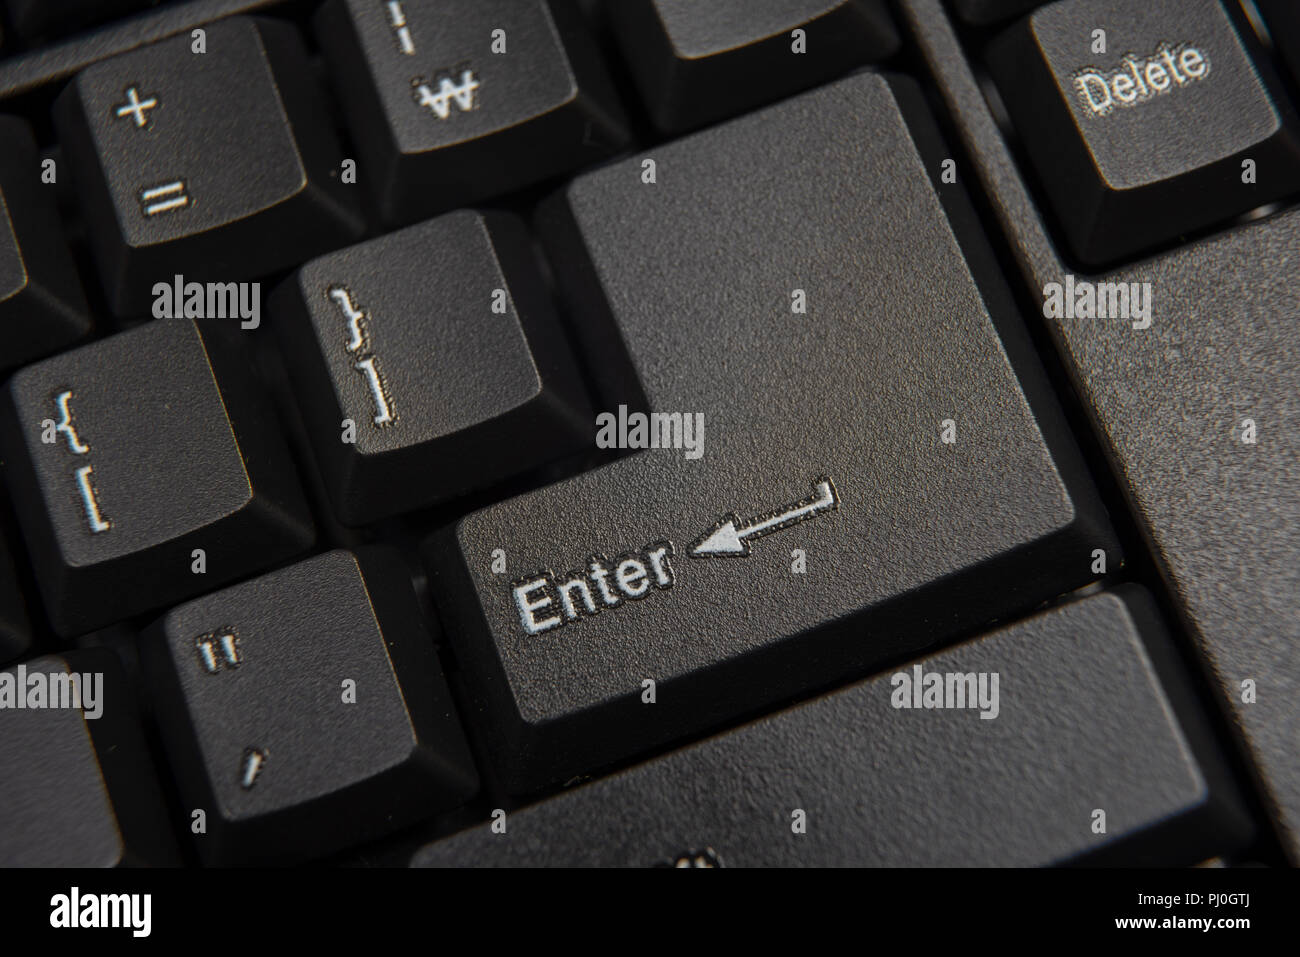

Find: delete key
[989,0,1300,266]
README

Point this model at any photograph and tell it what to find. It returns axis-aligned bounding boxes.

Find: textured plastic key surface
[315,0,628,226]
[52,16,363,315]
[271,210,590,524]
[0,116,91,370]
[0,650,177,866]
[904,0,1300,857]
[0,533,30,663]
[607,0,899,133]
[139,549,478,864]
[426,71,1117,792]
[413,588,1249,866]
[0,319,313,635]
[987,0,1300,266]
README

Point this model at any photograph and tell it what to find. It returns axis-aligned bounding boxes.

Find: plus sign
[113,87,159,128]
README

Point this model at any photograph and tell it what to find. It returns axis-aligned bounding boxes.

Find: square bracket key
[272,210,590,524]
[0,320,314,635]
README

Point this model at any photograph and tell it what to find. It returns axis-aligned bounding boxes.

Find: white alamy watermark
[50,888,150,937]
[0,665,102,719]
[1043,274,1152,330]
[152,273,260,328]
[595,405,704,459]
[890,664,999,720]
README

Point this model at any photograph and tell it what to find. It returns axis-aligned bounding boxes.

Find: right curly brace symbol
[328,286,395,427]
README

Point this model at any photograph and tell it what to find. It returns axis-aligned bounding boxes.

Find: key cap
[425,72,1119,791]
[0,532,31,663]
[909,0,1300,861]
[0,650,177,866]
[607,0,899,133]
[949,0,1040,25]
[413,588,1250,866]
[5,0,161,42]
[0,319,313,635]
[1256,0,1300,90]
[314,0,628,226]
[271,210,590,524]
[1033,213,1300,855]
[988,0,1300,266]
[52,16,363,316]
[0,116,91,371]
[139,549,478,863]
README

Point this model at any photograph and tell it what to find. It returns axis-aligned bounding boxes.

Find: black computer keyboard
[0,0,1296,883]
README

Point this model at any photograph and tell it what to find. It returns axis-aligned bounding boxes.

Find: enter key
[425,72,1119,792]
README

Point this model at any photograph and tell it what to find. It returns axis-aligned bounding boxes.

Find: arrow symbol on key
[690,476,839,557]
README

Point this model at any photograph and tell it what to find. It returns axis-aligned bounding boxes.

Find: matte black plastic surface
[315,0,628,225]
[139,549,479,864]
[0,532,30,663]
[5,0,158,42]
[0,650,177,866]
[413,589,1250,866]
[0,1,281,99]
[271,210,590,524]
[0,115,91,370]
[53,16,363,314]
[948,0,1040,26]
[427,71,1118,792]
[905,0,1300,858]
[607,0,900,133]
[987,0,1300,266]
[1,319,314,634]
[1257,0,1300,90]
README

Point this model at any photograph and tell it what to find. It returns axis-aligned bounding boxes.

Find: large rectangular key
[413,589,1250,866]
[426,72,1119,791]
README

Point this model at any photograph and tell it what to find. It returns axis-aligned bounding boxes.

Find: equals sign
[139,179,190,216]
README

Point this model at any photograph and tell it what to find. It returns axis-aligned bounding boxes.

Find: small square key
[315,0,628,225]
[139,549,478,864]
[989,0,1300,265]
[271,210,590,524]
[0,116,91,370]
[53,17,363,315]
[0,319,314,635]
